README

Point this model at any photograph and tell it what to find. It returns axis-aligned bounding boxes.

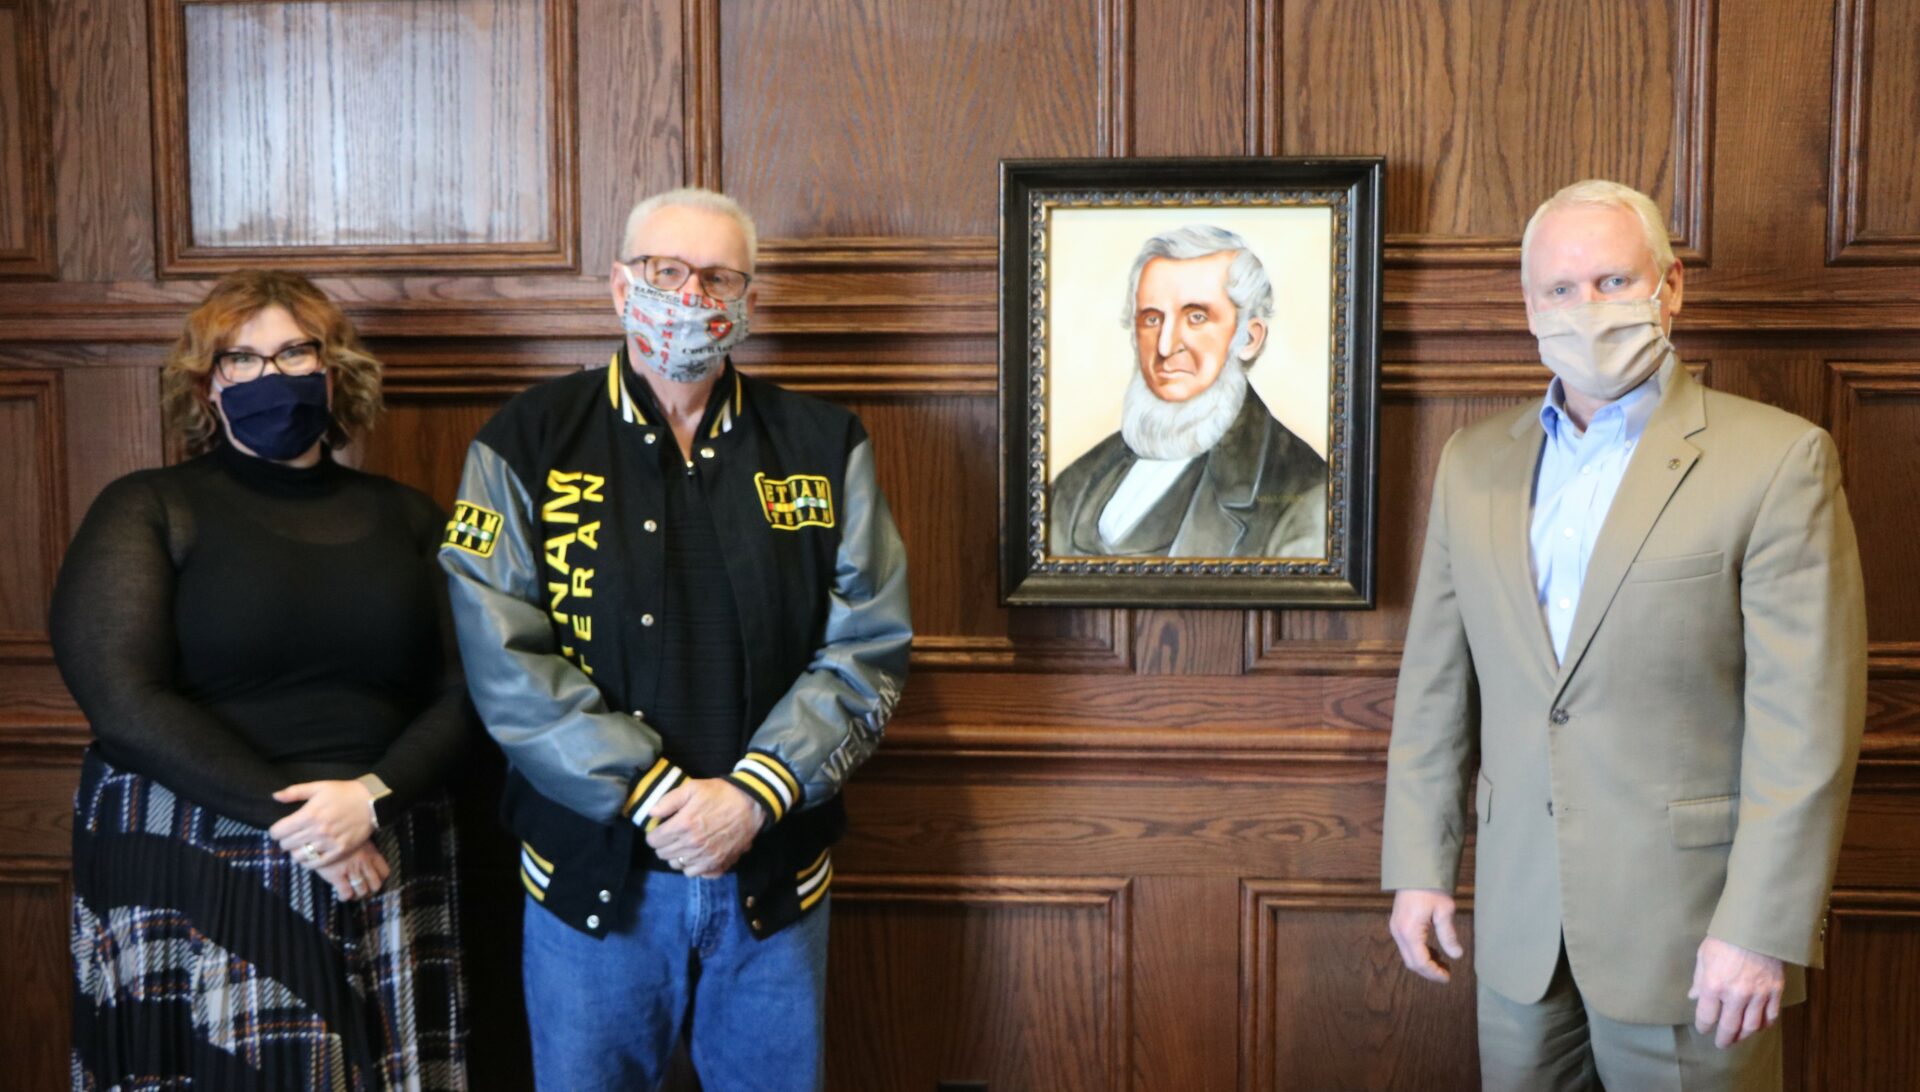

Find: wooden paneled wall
[2,1,1918,1088]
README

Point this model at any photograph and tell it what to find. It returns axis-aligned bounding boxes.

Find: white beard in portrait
[1119,342,1253,462]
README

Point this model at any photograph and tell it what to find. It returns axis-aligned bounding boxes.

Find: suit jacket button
[745,895,756,908]
[1550,708,1570,725]
[598,889,612,904]
[751,918,764,931]
[586,914,601,929]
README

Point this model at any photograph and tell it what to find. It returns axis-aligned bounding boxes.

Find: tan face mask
[1528,282,1672,401]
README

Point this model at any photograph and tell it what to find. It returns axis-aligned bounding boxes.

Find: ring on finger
[303,842,323,862]
[348,874,366,891]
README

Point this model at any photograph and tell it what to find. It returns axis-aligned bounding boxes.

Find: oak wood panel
[824,874,1132,1092]
[1242,883,1478,1091]
[1264,0,1713,266]
[0,368,63,646]
[0,752,78,860]
[149,0,579,273]
[358,364,580,509]
[1257,366,1539,672]
[0,863,72,1092]
[0,0,54,277]
[60,363,162,540]
[1827,363,1920,643]
[48,0,154,282]
[1129,0,1244,158]
[710,0,1124,240]
[1802,890,1920,1087]
[1828,0,1920,263]
[576,0,684,278]
[846,393,1133,672]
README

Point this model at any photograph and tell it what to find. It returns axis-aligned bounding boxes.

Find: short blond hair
[1520,179,1675,283]
[619,187,758,269]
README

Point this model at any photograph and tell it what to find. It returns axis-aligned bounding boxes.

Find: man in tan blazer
[1382,179,1866,1091]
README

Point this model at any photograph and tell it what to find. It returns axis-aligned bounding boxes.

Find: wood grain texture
[1828,0,1920,263]
[577,0,683,276]
[1242,883,1478,1091]
[1,2,1919,1087]
[150,0,579,273]
[1802,890,1920,1088]
[60,362,162,540]
[847,393,1133,672]
[0,368,63,642]
[824,874,1131,1092]
[0,0,55,277]
[1827,363,1920,643]
[1263,0,1712,266]
[48,0,154,281]
[0,863,73,1092]
[712,0,1124,239]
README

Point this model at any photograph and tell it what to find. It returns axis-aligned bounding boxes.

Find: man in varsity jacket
[439,187,911,1091]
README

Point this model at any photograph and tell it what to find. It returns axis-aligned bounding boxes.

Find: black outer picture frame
[998,157,1383,608]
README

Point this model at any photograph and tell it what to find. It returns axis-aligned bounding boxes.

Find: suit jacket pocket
[1627,550,1725,584]
[1669,793,1739,848]
[1476,771,1493,826]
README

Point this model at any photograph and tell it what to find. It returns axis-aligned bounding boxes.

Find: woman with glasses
[51,269,472,1090]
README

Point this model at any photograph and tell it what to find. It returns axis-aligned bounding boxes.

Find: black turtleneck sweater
[49,443,472,830]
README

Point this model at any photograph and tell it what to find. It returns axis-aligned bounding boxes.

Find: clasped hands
[268,779,387,902]
[645,778,765,878]
[1389,889,1784,1049]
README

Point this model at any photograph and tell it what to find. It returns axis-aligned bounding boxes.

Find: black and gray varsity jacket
[439,352,911,940]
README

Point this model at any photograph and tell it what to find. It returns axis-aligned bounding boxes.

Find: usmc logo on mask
[755,473,835,531]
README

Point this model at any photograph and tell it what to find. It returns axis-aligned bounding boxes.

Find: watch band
[356,773,393,830]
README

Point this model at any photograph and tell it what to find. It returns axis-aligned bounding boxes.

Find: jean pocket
[1668,794,1739,848]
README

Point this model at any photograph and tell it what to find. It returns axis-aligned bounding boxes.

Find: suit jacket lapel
[1491,411,1557,687]
[1552,364,1707,694]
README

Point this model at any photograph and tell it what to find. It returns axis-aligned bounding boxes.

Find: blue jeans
[521,870,829,1091]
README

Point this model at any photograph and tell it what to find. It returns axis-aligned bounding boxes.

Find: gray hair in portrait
[1118,224,1276,462]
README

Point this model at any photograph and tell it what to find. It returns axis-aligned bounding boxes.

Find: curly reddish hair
[161,270,384,455]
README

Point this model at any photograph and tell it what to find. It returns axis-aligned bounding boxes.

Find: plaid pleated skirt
[70,747,468,1091]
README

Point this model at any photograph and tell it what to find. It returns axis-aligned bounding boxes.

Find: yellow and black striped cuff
[796,849,833,912]
[726,750,803,825]
[520,841,555,902]
[623,757,689,831]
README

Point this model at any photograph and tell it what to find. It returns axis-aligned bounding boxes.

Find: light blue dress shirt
[1529,360,1672,662]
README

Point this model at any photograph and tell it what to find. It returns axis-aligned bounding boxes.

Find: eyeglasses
[213,341,324,384]
[622,255,752,302]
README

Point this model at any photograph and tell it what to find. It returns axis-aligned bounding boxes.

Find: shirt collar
[1538,355,1672,443]
[608,346,746,440]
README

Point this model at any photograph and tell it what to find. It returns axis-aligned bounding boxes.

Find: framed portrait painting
[998,157,1383,608]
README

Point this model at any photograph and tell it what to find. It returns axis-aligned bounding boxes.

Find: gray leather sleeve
[438,439,666,823]
[744,438,911,807]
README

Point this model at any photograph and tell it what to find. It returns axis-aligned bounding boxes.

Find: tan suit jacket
[1381,363,1866,1025]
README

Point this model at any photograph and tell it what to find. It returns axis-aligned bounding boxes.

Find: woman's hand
[269,779,375,868]
[315,842,391,902]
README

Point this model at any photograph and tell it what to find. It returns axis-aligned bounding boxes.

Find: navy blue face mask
[217,372,332,460]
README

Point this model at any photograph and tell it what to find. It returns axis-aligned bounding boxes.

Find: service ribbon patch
[444,500,505,557]
[755,472,835,531]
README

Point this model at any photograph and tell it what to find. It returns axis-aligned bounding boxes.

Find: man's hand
[1688,937,1784,1048]
[645,779,765,878]
[1390,888,1466,983]
[270,780,376,868]
[313,842,390,902]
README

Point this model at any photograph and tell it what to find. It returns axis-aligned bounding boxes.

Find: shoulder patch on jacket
[444,500,505,557]
[755,473,835,530]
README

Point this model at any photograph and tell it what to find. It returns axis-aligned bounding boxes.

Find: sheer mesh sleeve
[366,489,477,814]
[49,475,296,829]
